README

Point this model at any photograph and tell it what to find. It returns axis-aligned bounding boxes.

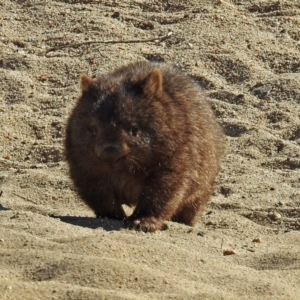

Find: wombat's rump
[65,61,224,232]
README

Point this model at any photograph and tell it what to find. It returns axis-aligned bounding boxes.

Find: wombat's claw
[125,217,162,232]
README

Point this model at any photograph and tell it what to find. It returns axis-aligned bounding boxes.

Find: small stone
[252,238,261,243]
[20,184,30,188]
[197,231,206,237]
[220,186,232,197]
[10,213,20,219]
[223,249,235,256]
[111,11,120,18]
[268,212,281,221]
[247,248,255,252]
[205,221,214,226]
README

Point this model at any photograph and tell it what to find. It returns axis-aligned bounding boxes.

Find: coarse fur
[65,61,224,232]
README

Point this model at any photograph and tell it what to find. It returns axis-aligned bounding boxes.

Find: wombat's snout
[98,144,127,164]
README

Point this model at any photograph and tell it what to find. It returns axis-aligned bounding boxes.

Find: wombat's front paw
[125,216,164,232]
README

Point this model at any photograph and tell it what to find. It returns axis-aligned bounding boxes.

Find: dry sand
[1,0,300,299]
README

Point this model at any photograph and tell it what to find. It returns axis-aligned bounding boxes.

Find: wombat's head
[66,67,174,173]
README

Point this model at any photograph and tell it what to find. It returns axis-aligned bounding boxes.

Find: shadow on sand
[0,204,10,211]
[50,215,124,231]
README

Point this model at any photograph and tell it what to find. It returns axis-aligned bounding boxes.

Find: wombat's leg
[171,191,211,226]
[125,172,184,232]
[95,205,126,220]
[171,199,202,226]
[78,188,126,220]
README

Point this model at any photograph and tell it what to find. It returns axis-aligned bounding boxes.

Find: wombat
[65,61,224,232]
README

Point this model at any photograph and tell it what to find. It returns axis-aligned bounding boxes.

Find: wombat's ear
[144,70,163,95]
[80,74,95,92]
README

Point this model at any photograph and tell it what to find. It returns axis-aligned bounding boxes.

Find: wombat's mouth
[116,156,126,163]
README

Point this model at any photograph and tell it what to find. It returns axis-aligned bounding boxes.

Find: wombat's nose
[99,144,124,163]
[102,144,119,154]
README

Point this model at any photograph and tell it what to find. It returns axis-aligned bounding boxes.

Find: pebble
[197,231,205,237]
[268,212,281,221]
[252,238,261,243]
[223,249,235,256]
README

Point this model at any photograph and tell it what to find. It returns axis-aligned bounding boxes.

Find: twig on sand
[13,192,38,205]
[45,31,173,57]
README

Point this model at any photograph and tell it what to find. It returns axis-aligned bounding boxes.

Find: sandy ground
[1,0,300,299]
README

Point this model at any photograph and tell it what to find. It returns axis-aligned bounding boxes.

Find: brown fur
[65,61,224,232]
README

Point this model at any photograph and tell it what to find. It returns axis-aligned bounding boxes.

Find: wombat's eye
[87,126,97,135]
[129,126,139,137]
